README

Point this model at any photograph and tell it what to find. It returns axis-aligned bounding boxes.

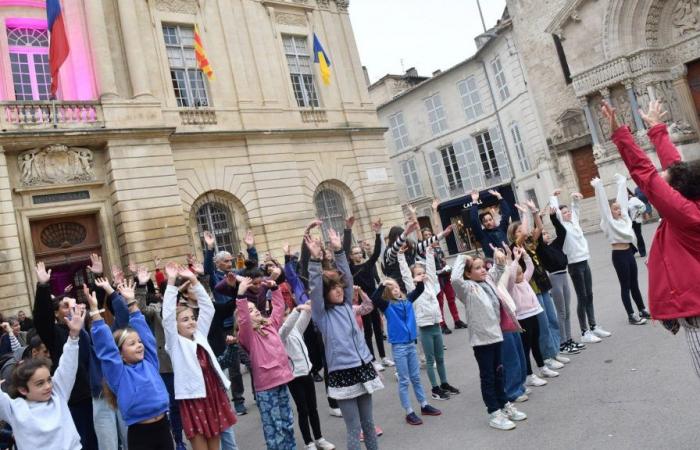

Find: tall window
[314,188,346,241]
[457,76,483,121]
[163,25,210,107]
[439,145,463,193]
[475,132,500,179]
[425,94,448,135]
[491,57,510,101]
[400,158,423,200]
[389,112,410,152]
[510,123,531,172]
[196,202,239,254]
[6,27,51,100]
[283,35,319,108]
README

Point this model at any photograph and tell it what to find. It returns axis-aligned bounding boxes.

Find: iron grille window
[6,27,50,100]
[283,35,319,108]
[196,202,239,254]
[475,132,500,179]
[314,188,346,242]
[440,145,464,192]
[163,25,210,107]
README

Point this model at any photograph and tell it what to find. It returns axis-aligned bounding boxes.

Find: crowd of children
[0,102,695,449]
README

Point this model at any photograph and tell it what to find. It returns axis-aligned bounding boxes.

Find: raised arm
[469,190,485,241]
[328,228,354,306]
[278,308,301,342]
[268,283,286,330]
[91,318,124,391]
[53,304,84,400]
[530,201,543,242]
[366,219,383,266]
[548,210,567,250]
[234,279,253,349]
[306,235,327,324]
[614,173,630,217]
[284,259,309,305]
[495,193,513,234]
[32,263,56,358]
[522,252,535,282]
[424,246,440,295]
[591,177,613,227]
[370,284,390,312]
[397,252,415,293]
[343,217,354,256]
[162,263,180,355]
[640,101,682,169]
[355,289,374,316]
[406,281,425,303]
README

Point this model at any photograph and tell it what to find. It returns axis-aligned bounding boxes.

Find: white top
[399,247,441,328]
[628,196,646,224]
[549,194,590,264]
[592,174,637,246]
[0,338,81,450]
[163,284,230,400]
[279,309,312,378]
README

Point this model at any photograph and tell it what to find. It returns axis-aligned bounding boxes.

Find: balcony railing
[1,101,104,130]
[300,109,328,123]
[179,108,217,125]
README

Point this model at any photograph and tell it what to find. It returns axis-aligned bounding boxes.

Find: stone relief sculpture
[613,91,634,130]
[18,145,95,186]
[655,81,695,135]
[672,0,700,37]
[154,0,198,14]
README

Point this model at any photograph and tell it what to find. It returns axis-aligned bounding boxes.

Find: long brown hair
[9,357,52,399]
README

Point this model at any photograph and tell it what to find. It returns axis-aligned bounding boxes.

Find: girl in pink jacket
[236,271,296,450]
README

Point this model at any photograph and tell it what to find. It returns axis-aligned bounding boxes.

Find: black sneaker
[454,320,468,329]
[420,404,442,416]
[441,325,452,335]
[569,339,586,350]
[639,310,651,319]
[561,343,580,355]
[628,315,648,325]
[431,386,450,400]
[440,382,460,394]
[406,412,423,425]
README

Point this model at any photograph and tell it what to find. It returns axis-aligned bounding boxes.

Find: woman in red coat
[601,100,700,376]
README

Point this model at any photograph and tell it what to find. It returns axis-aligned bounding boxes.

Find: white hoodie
[592,174,637,246]
[550,194,590,264]
[399,248,442,328]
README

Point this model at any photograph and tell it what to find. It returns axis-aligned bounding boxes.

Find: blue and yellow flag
[313,33,331,86]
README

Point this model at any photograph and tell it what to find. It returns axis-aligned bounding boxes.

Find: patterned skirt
[327,362,384,400]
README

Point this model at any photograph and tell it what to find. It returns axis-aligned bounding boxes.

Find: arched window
[6,27,51,100]
[195,202,239,254]
[314,188,347,241]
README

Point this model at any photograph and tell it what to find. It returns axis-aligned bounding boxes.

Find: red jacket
[612,124,700,319]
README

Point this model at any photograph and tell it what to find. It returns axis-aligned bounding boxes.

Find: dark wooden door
[570,145,599,198]
[686,59,700,121]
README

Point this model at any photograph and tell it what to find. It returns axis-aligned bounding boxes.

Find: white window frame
[424,93,448,135]
[314,188,346,242]
[439,144,464,194]
[400,158,423,200]
[475,131,501,180]
[389,112,410,152]
[457,76,483,121]
[510,122,531,172]
[6,27,51,101]
[282,34,320,108]
[491,56,510,102]
[163,24,211,108]
[195,202,239,254]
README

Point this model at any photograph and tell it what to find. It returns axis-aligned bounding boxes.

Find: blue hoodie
[371,283,424,344]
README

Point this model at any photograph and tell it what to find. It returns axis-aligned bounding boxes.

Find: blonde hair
[382,279,401,301]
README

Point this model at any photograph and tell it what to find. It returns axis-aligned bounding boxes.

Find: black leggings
[288,374,323,444]
[611,247,646,316]
[362,309,386,359]
[632,222,647,257]
[518,314,544,375]
[127,416,175,450]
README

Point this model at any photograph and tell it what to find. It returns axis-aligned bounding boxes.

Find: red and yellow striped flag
[194,25,214,80]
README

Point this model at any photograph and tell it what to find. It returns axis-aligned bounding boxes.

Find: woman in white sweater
[591,174,650,325]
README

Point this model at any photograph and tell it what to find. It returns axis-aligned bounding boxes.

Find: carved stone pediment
[18,144,95,187]
[275,12,307,26]
[555,109,587,141]
[155,0,198,14]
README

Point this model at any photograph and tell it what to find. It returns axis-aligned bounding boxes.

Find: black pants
[568,260,596,333]
[632,222,647,257]
[472,342,507,414]
[362,309,386,360]
[69,398,98,450]
[611,247,647,316]
[224,328,245,405]
[304,323,324,375]
[127,416,175,450]
[518,315,544,375]
[288,374,323,444]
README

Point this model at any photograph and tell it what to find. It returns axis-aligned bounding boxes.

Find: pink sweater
[236,288,294,392]
[509,254,543,320]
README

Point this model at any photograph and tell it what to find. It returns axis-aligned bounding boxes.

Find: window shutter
[455,137,482,192]
[428,151,449,200]
[489,127,511,181]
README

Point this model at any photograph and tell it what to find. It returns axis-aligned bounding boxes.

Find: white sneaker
[305,444,318,450]
[489,410,516,430]
[544,358,564,370]
[315,438,336,450]
[524,387,532,395]
[592,326,612,338]
[540,366,559,378]
[526,374,547,387]
[502,402,527,421]
[381,357,395,367]
[514,394,529,403]
[329,408,343,417]
[372,361,385,372]
[581,330,602,343]
[555,354,570,364]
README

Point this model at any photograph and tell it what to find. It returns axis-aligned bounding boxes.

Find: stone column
[671,64,700,136]
[624,80,645,131]
[600,87,612,104]
[116,0,152,98]
[83,0,119,99]
[579,96,600,145]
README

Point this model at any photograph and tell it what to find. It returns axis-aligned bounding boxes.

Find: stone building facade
[507,0,700,230]
[369,16,558,254]
[0,0,403,314]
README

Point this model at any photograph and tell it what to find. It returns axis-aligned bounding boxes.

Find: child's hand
[413,273,426,284]
[269,267,282,280]
[296,304,312,312]
[225,272,237,287]
[1,323,12,335]
[512,246,524,261]
[328,228,342,251]
[117,279,136,302]
[164,262,178,281]
[87,290,99,311]
[94,277,114,295]
[237,277,253,296]
[137,266,151,285]
[65,304,86,337]
[111,265,125,285]
[35,262,51,284]
[225,335,237,345]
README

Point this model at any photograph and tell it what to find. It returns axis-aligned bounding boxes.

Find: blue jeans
[473,342,507,413]
[92,396,128,450]
[256,385,295,450]
[220,426,238,450]
[392,342,426,412]
[501,332,526,402]
[160,372,183,445]
[537,292,561,359]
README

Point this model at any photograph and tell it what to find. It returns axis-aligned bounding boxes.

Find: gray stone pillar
[624,80,645,131]
[84,0,119,99]
[117,0,152,98]
[579,96,600,145]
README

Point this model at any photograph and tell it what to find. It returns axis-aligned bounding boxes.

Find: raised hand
[639,99,667,128]
[64,284,74,295]
[87,253,103,275]
[514,203,527,214]
[111,265,125,285]
[1,323,12,335]
[470,190,480,203]
[572,192,583,201]
[296,303,311,312]
[613,173,627,184]
[164,262,179,281]
[203,230,216,249]
[328,228,342,252]
[542,205,552,216]
[225,272,238,287]
[191,261,204,275]
[345,216,355,230]
[117,279,136,302]
[177,265,196,281]
[305,219,323,234]
[244,230,255,248]
[413,272,426,284]
[282,243,291,256]
[501,242,513,260]
[65,304,86,337]
[406,203,417,220]
[432,198,440,211]
[600,100,620,133]
[128,260,136,275]
[493,248,506,266]
[590,177,601,187]
[488,189,503,200]
[552,189,562,197]
[137,266,151,285]
[371,218,383,233]
[442,224,454,237]
[512,246,525,261]
[405,219,420,236]
[94,277,113,292]
[304,234,322,259]
[525,199,538,212]
[269,266,282,281]
[35,262,51,284]
[153,255,162,269]
[237,277,253,296]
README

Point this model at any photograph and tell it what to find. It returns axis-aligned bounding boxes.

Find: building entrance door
[570,145,599,198]
[30,214,103,296]
[687,59,700,121]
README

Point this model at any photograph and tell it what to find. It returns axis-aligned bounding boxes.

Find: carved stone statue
[672,0,700,37]
[18,145,96,186]
[614,91,634,130]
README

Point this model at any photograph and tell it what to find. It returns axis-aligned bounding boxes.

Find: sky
[349,0,507,83]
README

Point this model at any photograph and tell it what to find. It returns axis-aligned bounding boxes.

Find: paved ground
[233,223,700,450]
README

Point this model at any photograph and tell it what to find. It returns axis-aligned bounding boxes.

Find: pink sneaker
[359,425,383,442]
